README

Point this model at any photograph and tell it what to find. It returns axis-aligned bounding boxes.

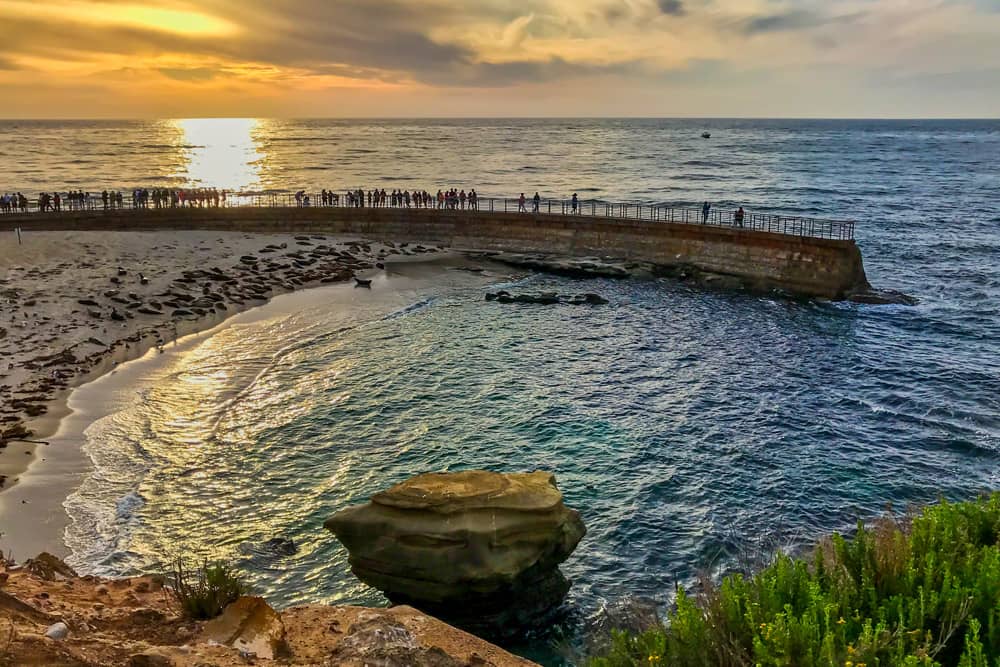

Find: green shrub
[587,495,1000,667]
[168,560,248,620]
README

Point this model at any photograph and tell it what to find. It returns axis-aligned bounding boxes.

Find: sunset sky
[1,0,997,118]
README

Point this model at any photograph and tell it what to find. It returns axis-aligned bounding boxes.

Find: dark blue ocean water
[6,119,997,664]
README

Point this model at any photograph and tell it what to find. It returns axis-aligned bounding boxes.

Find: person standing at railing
[518,193,527,213]
[702,201,711,223]
[734,206,745,227]
[571,193,579,214]
[532,192,541,213]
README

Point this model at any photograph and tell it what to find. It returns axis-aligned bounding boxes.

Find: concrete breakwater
[4,206,870,299]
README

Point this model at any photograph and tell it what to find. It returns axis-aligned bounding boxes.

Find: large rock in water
[324,470,586,636]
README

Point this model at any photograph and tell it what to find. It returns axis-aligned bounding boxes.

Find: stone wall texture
[4,207,869,299]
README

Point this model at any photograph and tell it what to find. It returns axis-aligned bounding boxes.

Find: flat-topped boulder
[325,470,586,636]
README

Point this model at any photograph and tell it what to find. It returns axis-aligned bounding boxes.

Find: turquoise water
[14,118,996,663]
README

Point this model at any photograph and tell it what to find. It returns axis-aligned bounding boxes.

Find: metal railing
[0,191,856,241]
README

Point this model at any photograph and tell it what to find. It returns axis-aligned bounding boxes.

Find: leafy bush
[168,560,248,620]
[587,495,1000,667]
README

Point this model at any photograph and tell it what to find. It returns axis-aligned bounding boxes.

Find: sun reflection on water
[174,118,263,192]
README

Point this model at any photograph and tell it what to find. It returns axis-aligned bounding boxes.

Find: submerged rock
[849,288,919,306]
[491,254,631,279]
[325,470,586,637]
[485,291,608,306]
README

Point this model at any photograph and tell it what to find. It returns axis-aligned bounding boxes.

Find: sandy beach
[0,229,447,489]
[0,230,449,484]
[0,228,508,562]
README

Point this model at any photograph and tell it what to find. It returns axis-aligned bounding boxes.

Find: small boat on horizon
[701,132,712,139]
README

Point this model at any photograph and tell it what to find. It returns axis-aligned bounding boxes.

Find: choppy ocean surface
[3,119,999,664]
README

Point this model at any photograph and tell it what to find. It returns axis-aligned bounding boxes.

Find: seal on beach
[354,278,373,288]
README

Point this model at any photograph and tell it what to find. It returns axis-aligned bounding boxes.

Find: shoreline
[0,229,445,493]
[2,304,245,488]
[0,245,510,561]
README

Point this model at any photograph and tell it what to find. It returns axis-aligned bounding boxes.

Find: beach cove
[0,230,508,551]
[1,119,998,665]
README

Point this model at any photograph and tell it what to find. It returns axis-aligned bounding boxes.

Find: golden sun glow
[0,0,996,118]
[174,118,263,191]
[0,0,237,36]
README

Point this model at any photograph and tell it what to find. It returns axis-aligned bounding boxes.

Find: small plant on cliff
[587,494,1000,667]
[168,559,248,620]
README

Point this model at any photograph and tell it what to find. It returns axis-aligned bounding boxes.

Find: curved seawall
[3,207,868,299]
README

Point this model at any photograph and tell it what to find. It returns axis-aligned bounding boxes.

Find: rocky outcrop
[200,596,289,660]
[485,291,609,305]
[324,470,586,636]
[0,553,537,666]
[485,254,632,279]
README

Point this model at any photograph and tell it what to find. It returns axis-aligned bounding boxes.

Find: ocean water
[4,119,1000,663]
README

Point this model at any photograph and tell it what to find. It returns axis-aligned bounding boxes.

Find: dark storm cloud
[657,0,685,16]
[0,0,651,88]
[137,0,474,79]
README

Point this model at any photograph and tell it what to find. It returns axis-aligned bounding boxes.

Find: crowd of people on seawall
[22,188,227,212]
[0,192,29,214]
[313,187,481,210]
[1,185,759,234]
[1,186,493,213]
[2,186,752,227]
[1,188,232,213]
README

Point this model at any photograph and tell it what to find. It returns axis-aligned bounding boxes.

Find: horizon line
[0,116,997,122]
